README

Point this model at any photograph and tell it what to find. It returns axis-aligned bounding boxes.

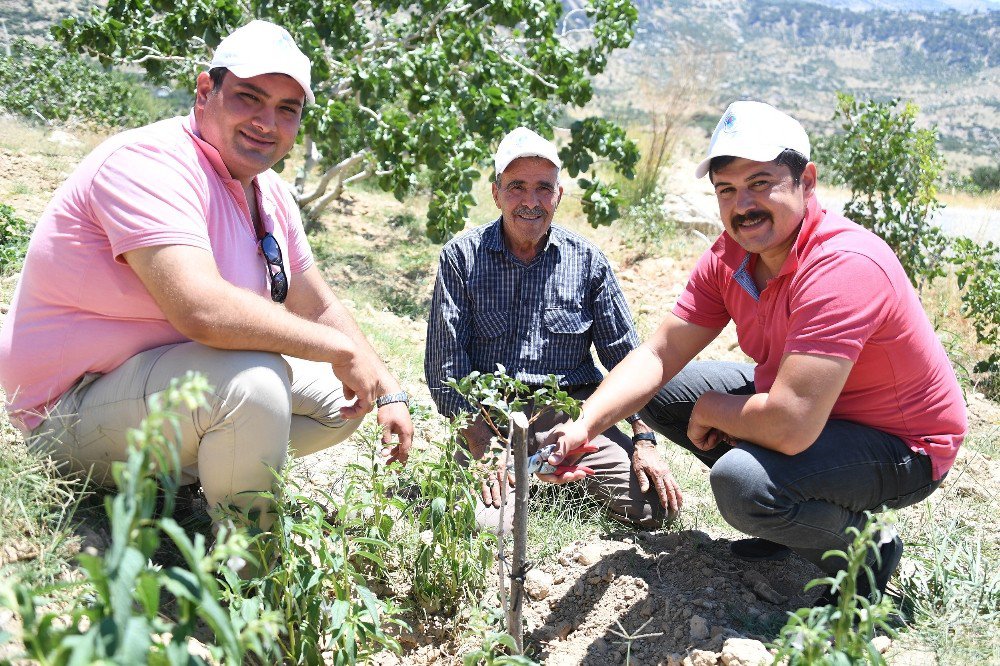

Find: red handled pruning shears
[510,442,596,477]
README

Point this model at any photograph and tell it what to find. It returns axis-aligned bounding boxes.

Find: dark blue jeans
[640,361,942,574]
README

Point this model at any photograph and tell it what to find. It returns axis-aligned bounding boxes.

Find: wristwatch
[631,431,657,445]
[375,391,409,408]
[625,413,642,424]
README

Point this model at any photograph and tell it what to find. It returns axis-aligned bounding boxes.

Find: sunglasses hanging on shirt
[259,232,288,303]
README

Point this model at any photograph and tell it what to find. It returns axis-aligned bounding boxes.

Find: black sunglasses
[260,232,288,303]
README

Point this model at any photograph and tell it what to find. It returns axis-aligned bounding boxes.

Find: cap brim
[226,63,315,105]
[694,144,785,179]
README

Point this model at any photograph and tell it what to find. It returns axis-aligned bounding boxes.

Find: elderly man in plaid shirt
[424,127,681,531]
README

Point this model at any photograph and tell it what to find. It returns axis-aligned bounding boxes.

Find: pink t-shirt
[0,112,314,432]
[674,196,966,479]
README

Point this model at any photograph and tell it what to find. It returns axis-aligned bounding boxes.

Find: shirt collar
[711,194,824,278]
[484,216,563,259]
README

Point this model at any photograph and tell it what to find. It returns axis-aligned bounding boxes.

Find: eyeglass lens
[260,233,288,303]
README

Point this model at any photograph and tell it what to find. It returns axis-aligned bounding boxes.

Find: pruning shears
[509,443,596,477]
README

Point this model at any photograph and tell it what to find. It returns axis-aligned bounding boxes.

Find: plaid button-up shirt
[424,217,640,417]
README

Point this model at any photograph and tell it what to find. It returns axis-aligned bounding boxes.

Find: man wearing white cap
[0,20,413,529]
[425,127,679,531]
[546,101,965,603]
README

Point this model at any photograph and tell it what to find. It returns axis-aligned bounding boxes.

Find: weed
[1,373,281,665]
[224,462,407,665]
[463,630,540,665]
[0,203,31,276]
[407,417,495,616]
[771,511,899,665]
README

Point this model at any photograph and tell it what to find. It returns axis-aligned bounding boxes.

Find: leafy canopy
[56,0,640,240]
[821,93,947,289]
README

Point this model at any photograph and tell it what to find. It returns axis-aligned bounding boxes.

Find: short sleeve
[89,144,212,261]
[672,246,732,329]
[785,251,895,362]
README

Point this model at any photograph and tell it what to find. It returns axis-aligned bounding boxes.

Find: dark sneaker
[730,537,792,562]
[858,534,904,602]
[814,534,904,607]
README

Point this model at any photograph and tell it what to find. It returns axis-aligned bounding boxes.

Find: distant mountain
[596,0,999,164]
[801,0,1000,11]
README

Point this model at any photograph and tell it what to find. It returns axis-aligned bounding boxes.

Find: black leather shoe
[730,537,792,562]
[858,534,904,601]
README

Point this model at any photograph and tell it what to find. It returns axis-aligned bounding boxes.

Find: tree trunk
[507,411,530,653]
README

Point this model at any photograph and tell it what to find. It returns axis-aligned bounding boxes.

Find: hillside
[594,0,999,167]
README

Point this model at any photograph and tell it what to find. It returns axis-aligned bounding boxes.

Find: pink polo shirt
[0,112,313,432]
[674,196,966,479]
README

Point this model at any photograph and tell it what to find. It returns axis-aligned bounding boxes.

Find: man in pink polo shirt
[546,101,966,603]
[0,21,413,528]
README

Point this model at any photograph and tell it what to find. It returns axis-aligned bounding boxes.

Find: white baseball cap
[494,127,562,176]
[695,101,810,179]
[211,20,315,105]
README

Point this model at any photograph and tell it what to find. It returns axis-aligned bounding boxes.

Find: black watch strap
[631,431,657,444]
[625,413,642,424]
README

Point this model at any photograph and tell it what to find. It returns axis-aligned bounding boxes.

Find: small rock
[666,653,685,666]
[690,614,711,641]
[576,543,602,565]
[685,649,720,666]
[553,572,565,584]
[871,635,892,653]
[720,637,772,666]
[639,599,655,617]
[555,621,573,640]
[524,569,552,600]
[558,553,573,566]
[752,580,787,605]
[587,574,603,584]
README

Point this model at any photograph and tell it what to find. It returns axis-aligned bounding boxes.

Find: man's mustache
[731,210,772,227]
[514,206,545,217]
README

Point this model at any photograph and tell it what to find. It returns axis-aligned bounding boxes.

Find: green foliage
[463,631,540,665]
[899,516,1000,627]
[224,463,406,665]
[822,93,948,289]
[1,373,282,665]
[408,418,496,615]
[771,512,898,665]
[0,203,32,277]
[56,0,641,239]
[0,38,156,129]
[969,164,1000,193]
[619,189,677,260]
[950,238,1000,398]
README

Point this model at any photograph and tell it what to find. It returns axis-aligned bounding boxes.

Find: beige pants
[28,342,361,524]
[466,386,666,533]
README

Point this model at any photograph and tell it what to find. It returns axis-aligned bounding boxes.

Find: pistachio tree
[55,0,639,240]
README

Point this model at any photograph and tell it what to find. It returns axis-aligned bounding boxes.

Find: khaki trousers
[467,386,666,533]
[28,342,361,525]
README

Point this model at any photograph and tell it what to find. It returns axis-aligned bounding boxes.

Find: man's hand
[331,347,382,419]
[687,398,734,451]
[377,402,413,465]
[481,466,516,508]
[460,415,496,460]
[535,419,592,484]
[632,442,683,515]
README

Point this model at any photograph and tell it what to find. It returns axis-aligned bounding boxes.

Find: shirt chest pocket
[473,310,508,339]
[543,308,592,335]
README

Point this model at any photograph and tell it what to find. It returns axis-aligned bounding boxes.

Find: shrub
[821,93,948,289]
[0,203,31,276]
[0,38,157,128]
[949,238,1000,398]
[969,164,1000,192]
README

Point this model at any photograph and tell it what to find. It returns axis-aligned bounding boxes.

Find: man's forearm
[581,345,668,440]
